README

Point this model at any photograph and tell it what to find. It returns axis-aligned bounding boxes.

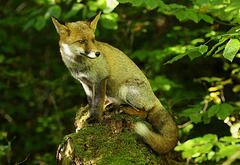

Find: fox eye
[92,39,95,43]
[78,40,85,44]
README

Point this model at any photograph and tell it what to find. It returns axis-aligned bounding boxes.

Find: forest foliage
[1,0,240,164]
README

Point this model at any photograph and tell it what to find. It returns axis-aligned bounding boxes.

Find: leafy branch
[165,28,240,64]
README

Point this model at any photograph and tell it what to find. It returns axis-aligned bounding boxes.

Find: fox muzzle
[81,51,101,59]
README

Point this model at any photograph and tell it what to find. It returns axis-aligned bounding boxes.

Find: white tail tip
[135,122,150,137]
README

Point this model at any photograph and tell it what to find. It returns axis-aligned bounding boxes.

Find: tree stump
[56,105,181,165]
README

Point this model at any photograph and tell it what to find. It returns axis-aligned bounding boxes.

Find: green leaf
[181,107,202,117]
[217,145,240,159]
[165,47,198,64]
[182,123,194,133]
[211,0,223,6]
[223,38,240,62]
[100,13,119,30]
[0,54,5,63]
[199,45,208,54]
[44,5,61,19]
[203,134,218,142]
[132,0,143,6]
[215,141,225,150]
[197,144,213,154]
[190,113,202,123]
[0,145,11,153]
[217,107,230,120]
[218,103,235,120]
[28,7,44,18]
[188,45,208,60]
[220,136,240,143]
[233,85,240,93]
[23,19,35,31]
[181,107,203,123]
[199,14,213,24]
[117,0,129,3]
[92,0,119,13]
[34,16,46,31]
[131,50,149,61]
[176,10,188,21]
[182,147,200,158]
[187,10,200,23]
[208,151,216,160]
[214,44,226,55]
[208,105,220,117]
[227,26,240,34]
[119,0,143,6]
[188,51,202,60]
[145,0,158,9]
[63,4,83,19]
[207,37,229,56]
[165,53,187,64]
[175,134,217,159]
[208,103,235,119]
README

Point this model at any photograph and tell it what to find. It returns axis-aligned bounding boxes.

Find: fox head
[52,12,101,59]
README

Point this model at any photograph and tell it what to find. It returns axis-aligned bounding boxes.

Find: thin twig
[220,89,226,103]
[222,150,240,165]
[0,109,14,123]
[200,99,209,114]
[15,154,30,165]
[204,33,239,45]
[178,99,208,129]
[214,19,238,26]
[178,120,193,129]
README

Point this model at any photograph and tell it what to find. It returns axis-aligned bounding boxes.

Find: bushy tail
[135,105,178,154]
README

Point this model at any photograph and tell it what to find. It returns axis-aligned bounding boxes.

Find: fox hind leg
[119,79,158,113]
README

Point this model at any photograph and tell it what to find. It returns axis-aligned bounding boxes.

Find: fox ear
[51,16,69,36]
[88,12,101,32]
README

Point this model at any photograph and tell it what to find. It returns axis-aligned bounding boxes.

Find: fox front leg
[81,83,93,108]
[87,78,108,123]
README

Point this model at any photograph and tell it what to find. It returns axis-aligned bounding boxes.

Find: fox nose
[95,52,100,57]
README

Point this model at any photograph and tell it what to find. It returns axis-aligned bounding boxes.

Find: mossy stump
[56,105,181,165]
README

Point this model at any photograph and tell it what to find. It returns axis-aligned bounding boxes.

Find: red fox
[52,12,178,154]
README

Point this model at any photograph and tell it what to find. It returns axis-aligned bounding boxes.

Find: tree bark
[56,105,181,165]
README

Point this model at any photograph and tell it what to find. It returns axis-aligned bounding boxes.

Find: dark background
[1,0,239,164]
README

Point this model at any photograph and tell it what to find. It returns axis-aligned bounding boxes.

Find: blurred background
[1,0,240,164]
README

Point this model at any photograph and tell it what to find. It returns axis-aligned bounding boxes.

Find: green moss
[59,111,166,164]
[71,127,147,164]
